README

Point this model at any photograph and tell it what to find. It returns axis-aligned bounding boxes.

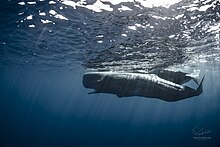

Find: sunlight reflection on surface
[61,0,182,12]
[101,0,182,8]
[7,0,220,71]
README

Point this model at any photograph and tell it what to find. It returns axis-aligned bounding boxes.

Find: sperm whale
[82,70,204,102]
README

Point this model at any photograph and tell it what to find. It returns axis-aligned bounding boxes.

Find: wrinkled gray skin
[149,69,199,85]
[83,70,204,102]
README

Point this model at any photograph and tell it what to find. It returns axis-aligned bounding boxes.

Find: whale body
[83,70,204,102]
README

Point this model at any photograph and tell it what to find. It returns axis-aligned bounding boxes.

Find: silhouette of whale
[83,70,204,102]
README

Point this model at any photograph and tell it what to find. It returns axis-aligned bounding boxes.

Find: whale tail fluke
[195,76,205,96]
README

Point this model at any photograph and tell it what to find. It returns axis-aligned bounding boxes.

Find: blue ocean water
[0,0,220,146]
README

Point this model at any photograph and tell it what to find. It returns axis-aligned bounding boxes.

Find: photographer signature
[192,126,212,141]
[192,126,212,136]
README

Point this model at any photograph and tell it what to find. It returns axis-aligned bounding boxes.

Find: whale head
[83,72,102,89]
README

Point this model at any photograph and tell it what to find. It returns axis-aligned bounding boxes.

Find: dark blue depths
[0,67,220,147]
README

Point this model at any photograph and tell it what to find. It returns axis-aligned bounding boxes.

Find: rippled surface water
[0,0,220,146]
